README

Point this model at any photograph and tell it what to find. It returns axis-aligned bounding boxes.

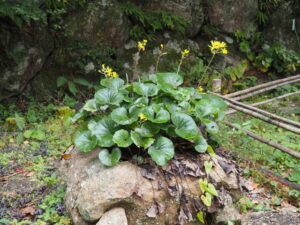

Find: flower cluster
[181,49,190,57]
[209,41,228,55]
[198,86,204,92]
[99,64,118,78]
[137,40,147,51]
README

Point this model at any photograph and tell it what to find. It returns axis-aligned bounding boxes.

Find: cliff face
[0,0,299,100]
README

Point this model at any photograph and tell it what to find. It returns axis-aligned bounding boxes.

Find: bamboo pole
[215,93,300,128]
[226,91,300,114]
[232,78,300,101]
[225,74,300,98]
[225,103,300,134]
[223,121,300,159]
[257,168,300,191]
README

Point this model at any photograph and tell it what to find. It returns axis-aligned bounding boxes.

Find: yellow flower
[138,40,147,51]
[181,49,190,57]
[221,48,228,54]
[198,86,204,92]
[112,72,118,78]
[160,44,164,50]
[139,113,147,121]
[209,40,228,55]
[99,64,118,78]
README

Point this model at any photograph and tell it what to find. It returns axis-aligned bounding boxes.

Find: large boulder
[0,25,54,101]
[60,147,241,225]
[265,1,300,53]
[65,0,129,49]
[207,0,258,34]
[140,0,204,37]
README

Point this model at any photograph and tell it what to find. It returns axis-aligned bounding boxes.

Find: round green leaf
[111,107,139,125]
[113,129,132,147]
[101,78,125,90]
[195,94,227,118]
[148,136,174,166]
[156,73,183,91]
[83,99,98,112]
[171,112,199,140]
[143,106,170,123]
[95,88,124,105]
[99,148,121,167]
[130,131,155,149]
[133,82,158,97]
[75,131,97,152]
[88,117,118,147]
[194,136,208,153]
[135,122,160,137]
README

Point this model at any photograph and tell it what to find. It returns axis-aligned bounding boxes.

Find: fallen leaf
[20,206,35,215]
[146,201,165,218]
[61,153,72,160]
[25,172,35,177]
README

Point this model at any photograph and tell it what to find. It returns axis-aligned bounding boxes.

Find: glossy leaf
[195,94,227,118]
[101,78,125,90]
[95,88,124,105]
[83,99,97,112]
[75,131,97,152]
[148,136,174,166]
[194,136,208,153]
[156,73,183,91]
[130,131,154,148]
[171,112,199,140]
[201,192,212,207]
[111,107,139,125]
[135,122,160,137]
[99,148,121,167]
[88,117,118,147]
[113,129,132,147]
[143,106,170,123]
[133,82,158,96]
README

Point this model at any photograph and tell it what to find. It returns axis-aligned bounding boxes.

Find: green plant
[56,76,90,96]
[73,72,227,166]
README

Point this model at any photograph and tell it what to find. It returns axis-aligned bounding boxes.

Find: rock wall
[0,0,299,100]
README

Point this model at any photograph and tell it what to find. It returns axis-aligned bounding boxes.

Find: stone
[208,0,258,34]
[241,210,300,225]
[96,208,128,225]
[61,147,241,225]
[0,24,54,101]
[265,1,300,53]
[142,0,204,37]
[65,0,129,49]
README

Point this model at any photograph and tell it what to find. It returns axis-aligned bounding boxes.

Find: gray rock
[61,147,241,224]
[144,0,204,37]
[96,208,128,225]
[208,0,258,34]
[265,1,300,53]
[65,0,129,48]
[0,25,54,101]
[241,210,300,225]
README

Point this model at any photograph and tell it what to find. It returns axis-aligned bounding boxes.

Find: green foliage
[118,1,189,40]
[73,72,226,166]
[235,29,300,77]
[199,178,218,207]
[256,0,285,25]
[56,76,90,96]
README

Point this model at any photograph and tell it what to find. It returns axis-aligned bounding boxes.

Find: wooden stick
[223,121,300,159]
[226,74,300,98]
[233,78,300,101]
[257,168,300,191]
[216,93,300,128]
[226,91,300,114]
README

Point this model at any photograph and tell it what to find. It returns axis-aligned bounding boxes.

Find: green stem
[198,53,215,86]
[177,55,184,75]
